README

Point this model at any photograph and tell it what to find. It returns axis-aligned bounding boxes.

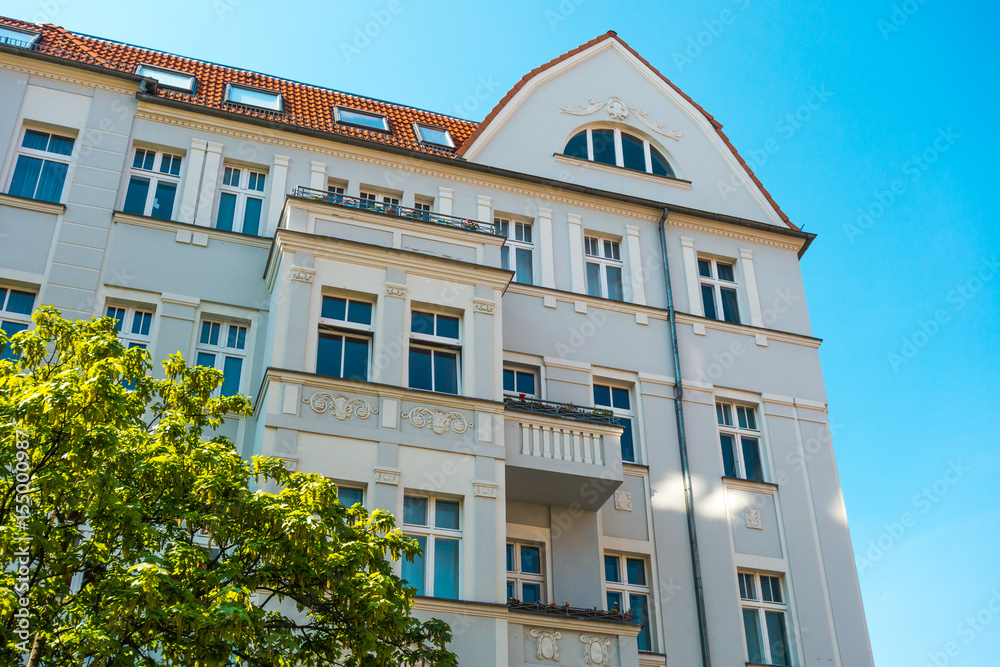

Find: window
[122,148,182,220]
[136,64,196,93]
[217,166,265,235]
[717,402,763,482]
[503,367,537,397]
[400,495,461,599]
[195,320,248,397]
[585,235,623,301]
[605,554,652,651]
[497,217,533,285]
[414,196,433,213]
[316,295,373,382]
[414,123,454,148]
[699,258,740,324]
[8,128,74,203]
[0,287,35,361]
[327,178,346,195]
[564,128,674,177]
[335,107,390,132]
[0,26,40,47]
[106,306,153,350]
[594,383,635,463]
[408,310,460,395]
[337,485,364,508]
[506,541,545,603]
[739,571,792,666]
[359,190,400,207]
[225,83,282,111]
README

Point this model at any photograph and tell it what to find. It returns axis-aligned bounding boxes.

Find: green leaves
[0,308,456,667]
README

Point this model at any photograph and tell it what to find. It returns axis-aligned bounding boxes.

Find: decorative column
[477,194,492,223]
[438,186,454,215]
[309,160,326,190]
[680,237,701,315]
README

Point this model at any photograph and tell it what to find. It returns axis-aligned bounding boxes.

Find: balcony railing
[504,395,619,426]
[508,600,634,624]
[0,35,134,71]
[289,186,501,236]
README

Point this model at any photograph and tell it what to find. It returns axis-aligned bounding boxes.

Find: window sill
[553,153,692,189]
[722,476,778,495]
[0,192,66,215]
[112,211,273,248]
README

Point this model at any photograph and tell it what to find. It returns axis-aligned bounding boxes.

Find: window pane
[411,311,434,336]
[151,181,176,220]
[220,356,242,396]
[401,534,426,595]
[698,259,711,277]
[500,246,510,271]
[765,611,791,666]
[620,417,635,463]
[436,315,459,340]
[746,408,757,430]
[417,125,452,146]
[606,591,623,612]
[506,581,516,599]
[132,312,151,336]
[138,66,196,92]
[433,350,458,395]
[338,486,363,507]
[228,85,281,110]
[520,546,541,574]
[630,593,651,651]
[9,156,42,199]
[739,573,749,599]
[315,333,344,378]
[503,369,515,393]
[564,131,588,159]
[604,555,620,582]
[22,130,49,151]
[347,300,373,325]
[593,384,611,407]
[433,537,460,599]
[403,496,427,525]
[721,288,740,324]
[514,247,533,285]
[408,347,433,391]
[621,133,646,172]
[586,262,603,297]
[107,307,125,331]
[606,266,623,301]
[6,291,35,316]
[650,146,674,177]
[720,434,738,478]
[47,135,74,156]
[36,161,67,203]
[743,609,764,664]
[591,129,616,165]
[0,321,28,361]
[626,558,645,585]
[611,387,630,410]
[515,371,535,396]
[217,192,237,231]
[322,296,347,321]
[435,500,460,530]
[701,284,718,320]
[343,337,369,382]
[522,582,542,603]
[337,108,388,130]
[196,352,215,368]
[717,263,735,281]
[506,544,515,571]
[123,176,150,215]
[242,197,263,236]
[742,437,763,482]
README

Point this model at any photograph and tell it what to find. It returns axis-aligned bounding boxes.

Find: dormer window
[0,26,40,47]
[334,107,390,132]
[137,64,196,93]
[563,128,675,178]
[225,84,283,112]
[414,123,454,148]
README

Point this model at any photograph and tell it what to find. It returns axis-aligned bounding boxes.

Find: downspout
[658,207,712,667]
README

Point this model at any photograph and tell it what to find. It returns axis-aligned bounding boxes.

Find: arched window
[563,128,675,178]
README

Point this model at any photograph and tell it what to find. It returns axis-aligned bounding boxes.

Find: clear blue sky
[7,0,997,663]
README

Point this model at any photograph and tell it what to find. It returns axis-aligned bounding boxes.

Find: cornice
[0,193,65,215]
[0,52,138,95]
[675,312,821,349]
[507,610,642,636]
[112,212,273,249]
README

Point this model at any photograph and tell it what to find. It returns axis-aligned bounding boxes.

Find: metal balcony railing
[503,395,620,426]
[289,186,501,236]
[507,600,634,624]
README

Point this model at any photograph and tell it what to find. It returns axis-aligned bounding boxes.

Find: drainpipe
[658,207,712,667]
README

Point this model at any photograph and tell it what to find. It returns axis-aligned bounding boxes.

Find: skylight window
[414,123,454,148]
[137,64,196,93]
[225,84,283,112]
[0,26,40,47]
[334,107,390,132]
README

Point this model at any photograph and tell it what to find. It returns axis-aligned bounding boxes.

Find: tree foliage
[0,308,455,666]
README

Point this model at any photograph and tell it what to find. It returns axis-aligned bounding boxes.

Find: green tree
[0,308,455,666]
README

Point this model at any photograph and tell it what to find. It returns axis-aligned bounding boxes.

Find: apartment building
[0,16,874,667]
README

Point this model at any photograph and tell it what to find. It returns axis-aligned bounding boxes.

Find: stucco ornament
[558,97,683,140]
[579,635,611,665]
[402,407,472,435]
[614,489,632,512]
[303,392,378,420]
[528,629,562,661]
[745,507,763,530]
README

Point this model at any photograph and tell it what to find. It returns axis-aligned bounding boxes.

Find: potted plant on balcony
[460,219,480,231]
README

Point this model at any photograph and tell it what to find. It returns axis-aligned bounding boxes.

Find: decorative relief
[473,481,498,499]
[579,635,611,666]
[613,490,632,512]
[402,407,472,435]
[374,467,400,485]
[558,96,683,141]
[528,629,562,662]
[473,298,495,315]
[745,508,763,530]
[304,392,378,421]
[290,266,314,282]
[385,283,407,298]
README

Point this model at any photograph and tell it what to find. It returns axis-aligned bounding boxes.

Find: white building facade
[0,18,874,667]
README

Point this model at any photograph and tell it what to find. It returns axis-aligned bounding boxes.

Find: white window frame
[565,127,674,176]
[316,294,374,381]
[0,26,40,47]
[604,553,654,651]
[503,366,539,398]
[334,106,390,132]
[585,235,624,300]
[594,382,637,463]
[224,83,282,111]
[698,257,741,324]
[401,495,463,599]
[408,310,462,394]
[0,286,36,359]
[327,178,346,195]
[739,571,794,666]
[413,123,455,148]
[136,64,196,93]
[359,189,400,206]
[7,127,75,203]
[717,401,764,482]
[195,319,248,397]
[413,196,434,212]
[336,484,365,508]
[506,540,546,603]
[497,217,534,285]
[105,305,154,350]
[216,165,266,234]
[122,147,183,220]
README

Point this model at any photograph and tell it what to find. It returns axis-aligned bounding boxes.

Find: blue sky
[6,0,998,663]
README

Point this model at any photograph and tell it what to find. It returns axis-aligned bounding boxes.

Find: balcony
[289,186,501,236]
[508,600,643,667]
[504,398,623,511]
